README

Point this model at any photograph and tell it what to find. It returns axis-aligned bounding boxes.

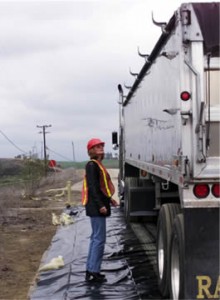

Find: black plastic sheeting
[30,207,161,300]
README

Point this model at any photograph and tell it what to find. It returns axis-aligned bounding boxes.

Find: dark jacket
[85,160,111,217]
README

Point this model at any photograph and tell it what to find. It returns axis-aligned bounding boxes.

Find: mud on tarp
[29,207,161,300]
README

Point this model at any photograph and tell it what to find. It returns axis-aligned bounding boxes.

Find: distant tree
[105,152,113,159]
[21,158,45,199]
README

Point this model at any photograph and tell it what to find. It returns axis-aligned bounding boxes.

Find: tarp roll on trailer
[30,207,161,300]
[192,3,220,56]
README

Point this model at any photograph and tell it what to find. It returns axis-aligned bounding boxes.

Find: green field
[59,159,119,170]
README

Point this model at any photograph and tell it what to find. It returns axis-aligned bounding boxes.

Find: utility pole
[37,124,52,176]
[72,141,75,162]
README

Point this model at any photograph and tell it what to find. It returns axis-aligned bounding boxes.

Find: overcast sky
[0,0,212,162]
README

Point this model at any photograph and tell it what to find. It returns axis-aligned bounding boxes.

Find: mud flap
[129,187,157,217]
[184,208,220,299]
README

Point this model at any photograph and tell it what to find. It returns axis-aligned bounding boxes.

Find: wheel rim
[171,236,180,300]
[158,229,164,279]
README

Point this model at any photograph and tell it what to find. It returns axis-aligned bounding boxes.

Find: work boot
[85,271,106,282]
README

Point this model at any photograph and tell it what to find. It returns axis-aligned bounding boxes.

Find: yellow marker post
[66,181,72,203]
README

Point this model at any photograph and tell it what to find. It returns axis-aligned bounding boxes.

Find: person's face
[93,144,104,156]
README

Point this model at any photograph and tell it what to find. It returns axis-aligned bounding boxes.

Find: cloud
[0,0,210,161]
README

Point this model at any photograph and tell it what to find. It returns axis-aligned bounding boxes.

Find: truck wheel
[124,177,137,223]
[169,214,184,300]
[157,203,181,297]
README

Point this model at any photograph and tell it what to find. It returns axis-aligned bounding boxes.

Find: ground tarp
[30,207,161,300]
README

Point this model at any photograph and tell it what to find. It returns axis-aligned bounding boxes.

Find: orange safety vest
[81,159,115,206]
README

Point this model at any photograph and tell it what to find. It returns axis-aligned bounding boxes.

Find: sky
[0,0,213,162]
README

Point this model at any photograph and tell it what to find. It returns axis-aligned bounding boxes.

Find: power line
[47,146,73,161]
[0,128,75,162]
[0,129,28,154]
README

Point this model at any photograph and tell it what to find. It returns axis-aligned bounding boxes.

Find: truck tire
[169,214,184,300]
[124,177,137,223]
[157,203,181,297]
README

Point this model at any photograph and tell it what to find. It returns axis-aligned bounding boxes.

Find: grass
[59,159,119,170]
[0,159,119,185]
[0,175,23,186]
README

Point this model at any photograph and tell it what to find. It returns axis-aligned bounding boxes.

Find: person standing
[82,138,118,283]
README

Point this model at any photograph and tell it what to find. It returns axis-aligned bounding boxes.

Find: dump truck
[113,3,220,299]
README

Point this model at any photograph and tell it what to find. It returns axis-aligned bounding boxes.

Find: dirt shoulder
[0,168,84,300]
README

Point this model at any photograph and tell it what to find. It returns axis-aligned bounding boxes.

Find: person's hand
[111,198,119,207]
[99,206,107,214]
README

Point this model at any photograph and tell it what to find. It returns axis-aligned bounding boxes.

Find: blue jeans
[86,217,106,273]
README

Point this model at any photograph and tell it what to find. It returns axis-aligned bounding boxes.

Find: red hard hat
[87,138,105,151]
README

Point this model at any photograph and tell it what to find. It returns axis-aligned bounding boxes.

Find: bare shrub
[21,159,45,199]
[38,168,79,190]
[0,183,22,223]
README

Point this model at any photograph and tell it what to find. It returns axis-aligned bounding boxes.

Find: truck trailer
[113,3,220,299]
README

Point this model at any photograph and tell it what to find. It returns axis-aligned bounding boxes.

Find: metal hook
[137,46,150,62]
[129,68,138,77]
[152,12,167,33]
[124,82,132,89]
